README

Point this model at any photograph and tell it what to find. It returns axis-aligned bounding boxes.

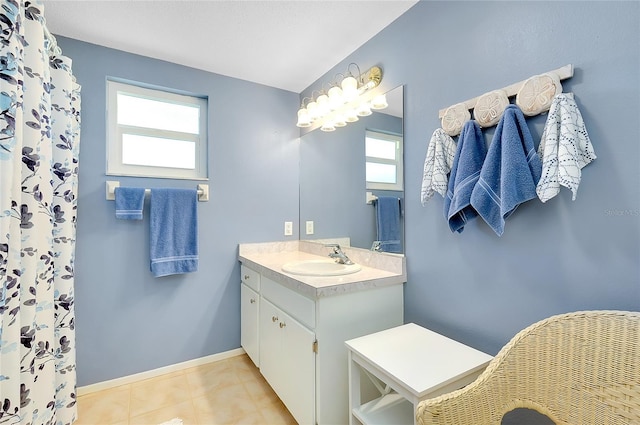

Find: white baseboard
[77,347,246,396]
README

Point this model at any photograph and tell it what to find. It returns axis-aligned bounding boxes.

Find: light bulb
[316,93,330,117]
[364,80,376,90]
[296,107,311,127]
[345,109,359,123]
[371,94,388,110]
[333,113,346,127]
[341,75,358,101]
[321,120,335,132]
[306,101,319,120]
[356,101,372,117]
[328,86,344,110]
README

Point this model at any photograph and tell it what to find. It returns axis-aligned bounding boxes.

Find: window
[107,80,208,180]
[365,130,403,191]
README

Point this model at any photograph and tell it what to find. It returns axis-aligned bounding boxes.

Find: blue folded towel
[114,187,146,220]
[444,120,487,233]
[375,196,402,253]
[150,188,198,277]
[470,104,542,236]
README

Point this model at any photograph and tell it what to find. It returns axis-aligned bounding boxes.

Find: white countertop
[238,241,406,298]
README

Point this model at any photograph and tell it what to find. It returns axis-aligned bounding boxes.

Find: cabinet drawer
[241,264,260,291]
[261,276,315,329]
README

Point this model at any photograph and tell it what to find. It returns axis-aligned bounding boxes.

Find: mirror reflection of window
[365,130,403,191]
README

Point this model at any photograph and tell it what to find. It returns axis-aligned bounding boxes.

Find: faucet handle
[324,243,341,252]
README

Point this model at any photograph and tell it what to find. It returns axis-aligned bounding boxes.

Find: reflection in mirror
[299,85,404,253]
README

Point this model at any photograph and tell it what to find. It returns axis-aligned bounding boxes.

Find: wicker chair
[416,310,640,425]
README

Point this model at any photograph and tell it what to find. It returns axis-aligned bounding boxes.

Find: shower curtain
[0,1,81,424]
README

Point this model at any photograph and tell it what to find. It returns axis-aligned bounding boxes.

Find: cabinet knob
[272,316,279,322]
[250,298,256,304]
[244,275,250,280]
[279,322,286,328]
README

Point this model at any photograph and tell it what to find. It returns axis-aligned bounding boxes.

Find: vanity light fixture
[296,63,386,131]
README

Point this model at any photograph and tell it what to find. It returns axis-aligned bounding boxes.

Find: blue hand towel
[150,188,198,277]
[444,120,487,233]
[470,104,542,236]
[114,187,145,220]
[376,196,402,253]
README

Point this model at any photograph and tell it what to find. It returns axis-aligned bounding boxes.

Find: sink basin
[282,259,362,276]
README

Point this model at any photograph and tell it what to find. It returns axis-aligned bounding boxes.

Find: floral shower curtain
[0,1,81,424]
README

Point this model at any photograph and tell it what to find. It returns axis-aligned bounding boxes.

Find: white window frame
[365,130,404,191]
[106,79,208,180]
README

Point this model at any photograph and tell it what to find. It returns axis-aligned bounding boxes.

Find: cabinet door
[240,283,259,366]
[279,309,316,425]
[260,298,316,425]
[259,298,283,395]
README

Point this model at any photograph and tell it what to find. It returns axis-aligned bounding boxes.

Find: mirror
[299,85,404,252]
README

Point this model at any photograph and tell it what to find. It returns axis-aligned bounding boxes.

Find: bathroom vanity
[239,240,406,425]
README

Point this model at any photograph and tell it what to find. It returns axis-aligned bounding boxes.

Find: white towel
[421,128,457,205]
[536,93,597,202]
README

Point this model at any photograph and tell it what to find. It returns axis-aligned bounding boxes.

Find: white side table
[345,323,493,425]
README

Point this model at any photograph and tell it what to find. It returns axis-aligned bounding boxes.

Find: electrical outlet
[306,221,314,235]
[284,221,293,236]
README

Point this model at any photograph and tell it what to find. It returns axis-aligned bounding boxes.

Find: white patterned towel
[536,93,597,202]
[421,128,457,205]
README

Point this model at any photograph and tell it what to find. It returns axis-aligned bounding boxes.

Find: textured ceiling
[44,0,418,93]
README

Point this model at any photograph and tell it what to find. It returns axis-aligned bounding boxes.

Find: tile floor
[74,354,297,425]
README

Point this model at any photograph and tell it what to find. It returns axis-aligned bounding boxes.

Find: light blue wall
[56,37,300,386]
[322,4,639,421]
[304,0,639,353]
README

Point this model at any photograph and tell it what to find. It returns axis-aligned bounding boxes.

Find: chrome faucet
[324,244,354,265]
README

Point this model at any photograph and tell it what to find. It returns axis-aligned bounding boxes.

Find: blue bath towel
[114,187,145,220]
[375,196,402,253]
[150,188,198,277]
[444,120,487,233]
[470,104,542,236]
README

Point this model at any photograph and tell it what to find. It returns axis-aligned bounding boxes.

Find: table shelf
[352,393,414,425]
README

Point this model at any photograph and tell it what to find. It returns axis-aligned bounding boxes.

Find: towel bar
[106,180,209,202]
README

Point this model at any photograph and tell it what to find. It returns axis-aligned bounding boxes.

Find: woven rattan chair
[416,310,640,425]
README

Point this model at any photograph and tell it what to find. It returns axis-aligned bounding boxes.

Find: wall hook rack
[438,64,574,119]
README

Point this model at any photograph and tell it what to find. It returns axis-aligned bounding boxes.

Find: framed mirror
[299,85,404,252]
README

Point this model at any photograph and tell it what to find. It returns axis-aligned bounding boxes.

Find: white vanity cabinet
[240,265,260,366]
[239,258,404,425]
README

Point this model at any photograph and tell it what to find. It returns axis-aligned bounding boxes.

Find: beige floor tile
[260,399,297,425]
[129,399,197,425]
[74,385,131,425]
[77,354,298,425]
[226,354,254,371]
[230,356,262,383]
[130,372,191,418]
[192,382,255,424]
[196,410,266,425]
[185,359,240,398]
[243,376,280,407]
